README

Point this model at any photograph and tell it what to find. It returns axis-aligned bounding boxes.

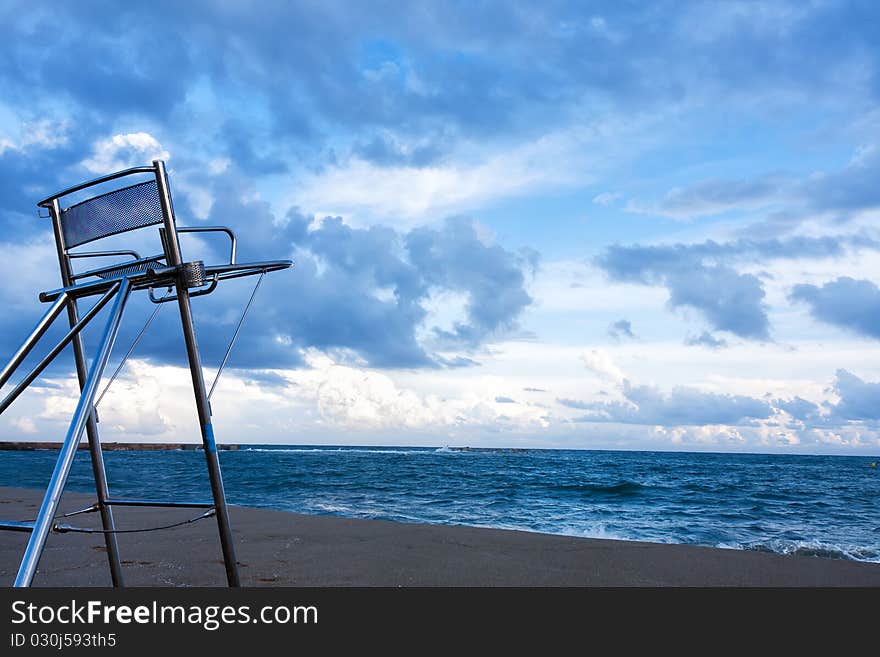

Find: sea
[1,446,878,562]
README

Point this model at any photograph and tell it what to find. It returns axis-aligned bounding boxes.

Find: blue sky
[1,1,880,454]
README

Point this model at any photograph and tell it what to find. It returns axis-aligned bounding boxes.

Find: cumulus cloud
[598,246,770,339]
[595,235,878,340]
[827,369,880,422]
[293,351,549,431]
[81,132,170,174]
[774,369,880,428]
[115,180,536,370]
[790,277,880,339]
[2,1,880,452]
[774,395,820,422]
[569,380,773,426]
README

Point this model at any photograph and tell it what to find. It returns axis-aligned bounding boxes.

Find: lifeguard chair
[0,160,291,586]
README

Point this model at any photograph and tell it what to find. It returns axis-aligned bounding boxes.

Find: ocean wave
[313,502,358,514]
[552,481,650,497]
[555,524,633,542]
[244,447,426,455]
[732,539,880,563]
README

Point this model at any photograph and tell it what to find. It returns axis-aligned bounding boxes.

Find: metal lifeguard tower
[0,160,291,586]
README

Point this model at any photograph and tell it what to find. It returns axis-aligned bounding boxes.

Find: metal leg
[153,159,239,587]
[14,280,131,587]
[66,297,126,588]
[175,287,240,587]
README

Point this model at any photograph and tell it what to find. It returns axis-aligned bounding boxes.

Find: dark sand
[1,486,878,586]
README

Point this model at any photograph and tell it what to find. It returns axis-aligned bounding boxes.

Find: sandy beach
[1,486,878,586]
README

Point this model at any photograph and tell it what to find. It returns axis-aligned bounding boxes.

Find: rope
[93,268,265,406]
[52,508,215,535]
[59,503,100,518]
[95,287,172,407]
[208,270,265,400]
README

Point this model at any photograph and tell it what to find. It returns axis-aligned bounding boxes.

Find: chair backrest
[38,161,182,287]
[59,179,165,249]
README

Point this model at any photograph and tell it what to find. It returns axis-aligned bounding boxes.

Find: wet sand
[1,486,878,586]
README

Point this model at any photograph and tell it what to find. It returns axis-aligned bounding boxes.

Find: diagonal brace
[0,284,119,415]
[14,278,131,587]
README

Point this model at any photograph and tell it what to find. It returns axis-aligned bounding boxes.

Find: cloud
[643,175,790,220]
[10,417,37,434]
[2,1,880,453]
[351,133,444,168]
[827,369,880,422]
[665,264,770,340]
[557,398,591,410]
[291,124,621,222]
[0,119,69,155]
[406,217,535,348]
[616,257,770,339]
[570,380,774,427]
[592,191,621,206]
[808,144,880,214]
[580,349,625,382]
[141,188,535,369]
[81,132,169,174]
[774,395,820,422]
[627,144,880,224]
[595,235,878,340]
[293,351,549,431]
[608,318,635,340]
[596,236,857,283]
[790,277,880,339]
[684,331,727,349]
[0,167,534,379]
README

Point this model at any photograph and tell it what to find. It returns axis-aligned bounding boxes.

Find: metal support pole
[0,286,119,415]
[14,279,131,587]
[49,200,124,587]
[154,160,240,586]
[0,293,68,389]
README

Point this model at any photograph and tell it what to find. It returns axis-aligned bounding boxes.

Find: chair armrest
[176,226,237,264]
